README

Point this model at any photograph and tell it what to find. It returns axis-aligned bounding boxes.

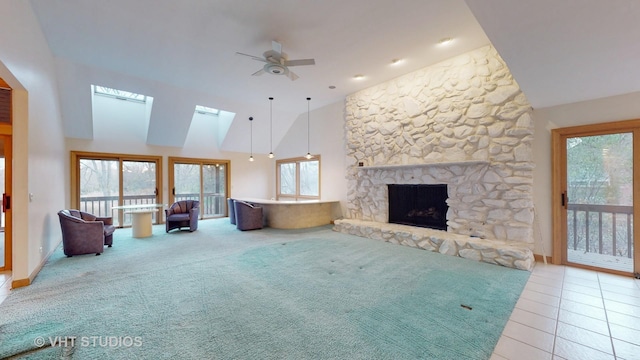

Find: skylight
[195,105,220,116]
[94,85,147,103]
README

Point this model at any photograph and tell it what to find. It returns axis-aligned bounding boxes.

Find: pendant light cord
[307,97,311,155]
[269,97,273,154]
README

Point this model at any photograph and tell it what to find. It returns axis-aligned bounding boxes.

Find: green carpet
[0,219,530,359]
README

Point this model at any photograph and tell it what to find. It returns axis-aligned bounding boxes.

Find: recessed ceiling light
[437,37,454,46]
[390,58,404,66]
[329,85,336,89]
[353,74,365,80]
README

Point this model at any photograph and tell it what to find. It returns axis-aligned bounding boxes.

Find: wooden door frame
[70,151,163,226]
[167,157,231,218]
[0,132,11,271]
[551,119,640,276]
[0,79,11,271]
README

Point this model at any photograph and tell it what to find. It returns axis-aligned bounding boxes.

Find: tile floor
[0,270,11,304]
[0,264,638,359]
[492,263,640,360]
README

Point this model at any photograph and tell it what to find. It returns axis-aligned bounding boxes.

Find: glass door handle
[2,193,9,211]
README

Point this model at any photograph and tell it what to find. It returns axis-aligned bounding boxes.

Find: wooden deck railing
[80,195,157,218]
[80,193,227,221]
[174,193,227,216]
[567,203,633,258]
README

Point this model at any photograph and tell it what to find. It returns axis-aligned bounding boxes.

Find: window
[276,156,320,200]
[194,105,220,116]
[93,85,147,103]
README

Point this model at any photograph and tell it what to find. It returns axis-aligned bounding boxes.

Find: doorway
[0,136,12,271]
[168,157,230,219]
[0,80,12,271]
[552,120,640,277]
[71,152,162,227]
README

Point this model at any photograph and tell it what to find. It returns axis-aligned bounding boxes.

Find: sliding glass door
[72,152,162,227]
[565,133,633,272]
[0,135,10,271]
[552,120,640,277]
[169,157,229,219]
[122,160,159,224]
[79,158,119,217]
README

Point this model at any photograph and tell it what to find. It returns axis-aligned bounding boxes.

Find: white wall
[68,95,272,210]
[274,100,348,215]
[0,1,67,283]
[532,91,640,259]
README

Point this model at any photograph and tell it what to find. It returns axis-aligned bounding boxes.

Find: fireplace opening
[388,184,448,230]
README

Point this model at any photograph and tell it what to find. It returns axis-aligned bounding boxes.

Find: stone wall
[344,45,535,246]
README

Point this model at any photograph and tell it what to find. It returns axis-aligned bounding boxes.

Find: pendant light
[248,116,254,162]
[305,97,312,159]
[268,97,274,158]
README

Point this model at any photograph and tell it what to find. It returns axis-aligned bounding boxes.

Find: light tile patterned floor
[492,263,640,360]
[0,265,638,359]
[0,270,11,305]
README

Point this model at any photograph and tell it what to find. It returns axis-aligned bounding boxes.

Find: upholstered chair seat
[234,200,264,231]
[165,200,200,233]
[58,209,115,257]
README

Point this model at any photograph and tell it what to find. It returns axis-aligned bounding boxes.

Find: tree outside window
[277,156,320,200]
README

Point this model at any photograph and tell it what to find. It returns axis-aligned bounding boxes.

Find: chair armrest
[95,216,113,225]
[63,217,104,237]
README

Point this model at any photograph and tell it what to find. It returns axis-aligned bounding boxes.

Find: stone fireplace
[333,45,536,271]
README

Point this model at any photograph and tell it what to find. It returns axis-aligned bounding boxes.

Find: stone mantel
[357,160,490,170]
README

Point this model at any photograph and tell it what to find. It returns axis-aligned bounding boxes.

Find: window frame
[276,155,321,201]
[70,151,163,227]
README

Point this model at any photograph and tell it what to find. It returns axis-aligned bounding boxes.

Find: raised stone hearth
[333,219,534,271]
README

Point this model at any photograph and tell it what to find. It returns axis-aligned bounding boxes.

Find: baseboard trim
[534,254,553,263]
[11,277,30,288]
[12,240,61,289]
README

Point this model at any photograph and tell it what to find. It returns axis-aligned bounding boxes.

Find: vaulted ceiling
[28,0,640,152]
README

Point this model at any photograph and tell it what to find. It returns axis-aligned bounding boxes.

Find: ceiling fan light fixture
[237,41,314,81]
[264,63,287,75]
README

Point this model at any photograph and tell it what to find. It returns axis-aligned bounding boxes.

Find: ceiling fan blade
[251,68,266,76]
[284,59,316,67]
[236,52,267,63]
[286,70,299,81]
[272,40,282,55]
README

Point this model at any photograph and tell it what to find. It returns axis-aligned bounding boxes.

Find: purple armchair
[234,200,263,231]
[165,200,199,233]
[58,209,115,257]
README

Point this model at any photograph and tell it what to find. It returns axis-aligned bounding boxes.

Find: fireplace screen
[388,184,448,230]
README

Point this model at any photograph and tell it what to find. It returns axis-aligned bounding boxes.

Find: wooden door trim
[551,118,640,275]
[2,135,11,271]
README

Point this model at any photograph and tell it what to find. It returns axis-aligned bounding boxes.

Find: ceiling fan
[236,41,315,81]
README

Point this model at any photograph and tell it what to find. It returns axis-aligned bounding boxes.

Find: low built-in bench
[333,219,534,271]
